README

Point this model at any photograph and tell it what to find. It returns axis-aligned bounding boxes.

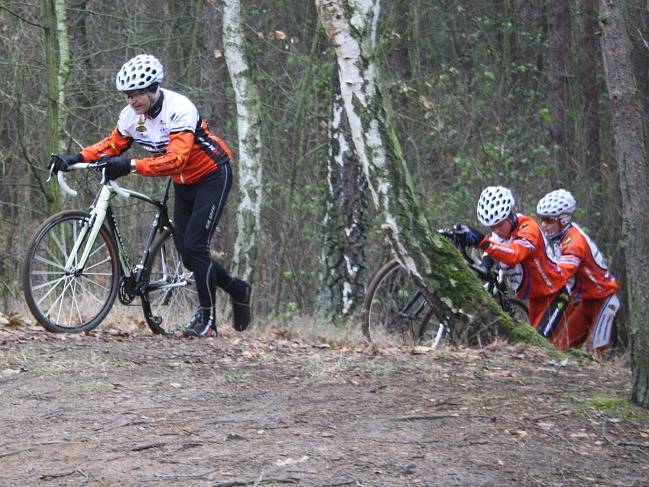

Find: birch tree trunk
[599,0,649,408]
[315,0,544,345]
[315,71,368,323]
[223,0,263,283]
[54,0,70,152]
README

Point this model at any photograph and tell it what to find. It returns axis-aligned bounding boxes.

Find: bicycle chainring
[118,276,137,305]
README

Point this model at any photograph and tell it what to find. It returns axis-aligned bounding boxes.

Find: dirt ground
[1,321,648,487]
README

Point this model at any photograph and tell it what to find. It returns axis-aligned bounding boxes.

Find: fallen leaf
[269,30,287,40]
[7,314,22,327]
[275,455,309,467]
[569,431,590,438]
[412,346,433,355]
[418,95,433,111]
[487,369,514,378]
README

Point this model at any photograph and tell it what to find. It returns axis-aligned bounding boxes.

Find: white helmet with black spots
[115,54,164,91]
[536,189,576,217]
[476,186,515,226]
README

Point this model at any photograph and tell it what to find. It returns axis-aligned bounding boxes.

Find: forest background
[0,0,646,344]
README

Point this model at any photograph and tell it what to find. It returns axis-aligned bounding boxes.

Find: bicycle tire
[22,210,120,333]
[363,259,445,346]
[140,229,199,335]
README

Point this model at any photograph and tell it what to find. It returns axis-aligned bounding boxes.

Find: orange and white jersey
[554,224,618,300]
[80,88,232,185]
[479,214,566,300]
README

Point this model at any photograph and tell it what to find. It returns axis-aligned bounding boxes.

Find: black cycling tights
[173,163,233,316]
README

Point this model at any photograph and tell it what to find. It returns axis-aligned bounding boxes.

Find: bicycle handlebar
[438,226,494,281]
[52,161,130,199]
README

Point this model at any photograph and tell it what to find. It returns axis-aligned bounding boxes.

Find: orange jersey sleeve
[555,229,584,277]
[559,226,618,299]
[133,131,194,177]
[480,215,566,299]
[480,220,538,267]
[80,127,132,161]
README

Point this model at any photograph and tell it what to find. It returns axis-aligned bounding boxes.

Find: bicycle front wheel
[22,210,120,333]
[363,260,444,346]
[141,229,199,335]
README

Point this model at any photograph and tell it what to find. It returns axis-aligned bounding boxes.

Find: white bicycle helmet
[115,54,164,91]
[536,189,576,217]
[476,186,515,226]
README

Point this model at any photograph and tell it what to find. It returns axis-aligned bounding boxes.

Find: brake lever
[46,153,58,182]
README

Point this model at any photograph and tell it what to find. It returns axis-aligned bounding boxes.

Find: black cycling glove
[49,153,84,173]
[102,157,132,180]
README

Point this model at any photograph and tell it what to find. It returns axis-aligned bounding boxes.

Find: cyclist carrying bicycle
[454,186,569,340]
[51,54,251,338]
[536,189,619,355]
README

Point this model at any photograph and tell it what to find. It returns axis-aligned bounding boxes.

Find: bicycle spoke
[85,242,110,267]
[67,278,80,326]
[33,253,66,271]
[51,277,74,326]
[34,275,68,305]
[76,277,111,304]
[142,233,199,334]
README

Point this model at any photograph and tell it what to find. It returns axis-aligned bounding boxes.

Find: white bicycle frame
[54,163,157,274]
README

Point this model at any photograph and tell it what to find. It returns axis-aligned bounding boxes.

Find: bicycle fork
[64,185,112,273]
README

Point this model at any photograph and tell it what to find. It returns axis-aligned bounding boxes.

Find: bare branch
[0,5,44,29]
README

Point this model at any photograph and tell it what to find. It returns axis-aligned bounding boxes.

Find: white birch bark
[314,0,421,279]
[54,0,70,153]
[223,0,263,282]
[315,74,367,322]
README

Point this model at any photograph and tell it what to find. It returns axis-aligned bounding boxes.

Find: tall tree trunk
[54,0,70,151]
[599,0,649,408]
[546,0,573,180]
[576,0,602,178]
[315,0,545,345]
[315,70,368,323]
[223,0,263,283]
[41,0,67,212]
[70,0,97,109]
[166,0,204,95]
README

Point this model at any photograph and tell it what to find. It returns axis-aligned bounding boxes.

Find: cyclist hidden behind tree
[536,189,620,357]
[453,186,570,342]
[52,54,251,338]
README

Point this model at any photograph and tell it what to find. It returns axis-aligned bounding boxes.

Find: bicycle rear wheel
[22,210,119,333]
[140,229,199,335]
[363,260,445,346]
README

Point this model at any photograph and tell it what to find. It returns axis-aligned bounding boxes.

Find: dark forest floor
[1,322,648,486]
